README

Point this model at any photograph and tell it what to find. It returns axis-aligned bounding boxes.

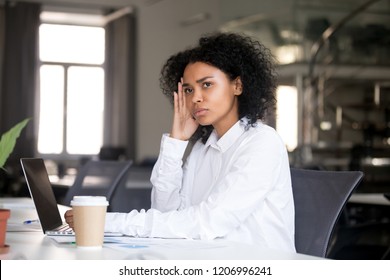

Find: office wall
[1,0,276,162]
[6,0,387,163]
[0,0,221,162]
[0,0,297,162]
[132,0,292,161]
[134,0,220,161]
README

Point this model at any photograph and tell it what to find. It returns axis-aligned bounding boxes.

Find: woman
[65,32,296,252]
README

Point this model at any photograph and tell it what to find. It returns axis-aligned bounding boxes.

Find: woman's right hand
[170,79,199,141]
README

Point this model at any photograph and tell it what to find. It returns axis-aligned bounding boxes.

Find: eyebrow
[182,76,214,87]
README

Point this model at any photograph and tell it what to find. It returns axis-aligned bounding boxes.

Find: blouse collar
[205,118,251,153]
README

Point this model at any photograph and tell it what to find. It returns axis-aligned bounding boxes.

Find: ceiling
[2,0,389,13]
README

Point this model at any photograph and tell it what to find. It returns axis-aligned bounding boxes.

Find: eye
[203,82,212,88]
[183,87,193,94]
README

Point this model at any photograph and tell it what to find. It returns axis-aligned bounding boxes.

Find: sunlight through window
[38,22,105,156]
[67,67,104,154]
[38,65,64,154]
[39,24,105,64]
[276,86,298,152]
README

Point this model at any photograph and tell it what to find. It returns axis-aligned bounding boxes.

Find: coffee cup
[70,196,109,248]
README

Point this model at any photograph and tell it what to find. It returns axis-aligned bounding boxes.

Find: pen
[23,219,39,224]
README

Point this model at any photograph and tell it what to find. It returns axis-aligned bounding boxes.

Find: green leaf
[0,118,30,169]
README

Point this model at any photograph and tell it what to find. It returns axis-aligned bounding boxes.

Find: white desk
[0,198,319,260]
[49,174,76,187]
[349,193,390,206]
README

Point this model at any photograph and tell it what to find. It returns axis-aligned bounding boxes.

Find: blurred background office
[0,0,389,259]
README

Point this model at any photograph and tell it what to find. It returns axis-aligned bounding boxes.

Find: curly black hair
[160,32,277,142]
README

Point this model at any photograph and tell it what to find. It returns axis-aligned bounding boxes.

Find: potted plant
[0,118,30,170]
[0,118,30,254]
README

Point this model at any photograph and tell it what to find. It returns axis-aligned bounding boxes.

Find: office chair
[109,166,153,212]
[62,160,133,206]
[290,168,364,258]
[99,146,126,160]
[328,221,390,259]
[327,193,390,260]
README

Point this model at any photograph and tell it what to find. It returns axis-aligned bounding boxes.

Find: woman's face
[182,62,242,137]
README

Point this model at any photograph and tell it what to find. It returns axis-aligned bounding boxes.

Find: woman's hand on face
[170,79,199,141]
[64,209,74,230]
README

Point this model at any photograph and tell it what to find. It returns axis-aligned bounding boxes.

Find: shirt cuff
[160,133,188,160]
[105,210,151,237]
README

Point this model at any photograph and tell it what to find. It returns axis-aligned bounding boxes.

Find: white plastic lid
[70,196,109,207]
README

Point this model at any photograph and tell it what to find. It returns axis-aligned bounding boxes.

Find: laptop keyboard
[46,224,123,237]
[47,224,74,235]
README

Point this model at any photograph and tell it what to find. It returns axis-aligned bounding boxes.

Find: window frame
[36,17,106,161]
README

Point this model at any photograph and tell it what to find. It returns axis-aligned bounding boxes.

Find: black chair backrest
[109,166,153,212]
[291,168,364,258]
[62,160,132,206]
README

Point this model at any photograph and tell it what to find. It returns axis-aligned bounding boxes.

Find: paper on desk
[6,222,42,232]
[103,237,229,251]
[50,235,215,245]
[0,201,35,209]
[47,235,143,244]
[47,235,75,243]
[49,235,229,252]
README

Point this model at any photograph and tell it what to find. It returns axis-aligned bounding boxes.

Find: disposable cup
[70,196,109,249]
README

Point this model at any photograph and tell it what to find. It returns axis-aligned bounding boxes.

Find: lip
[193,108,208,117]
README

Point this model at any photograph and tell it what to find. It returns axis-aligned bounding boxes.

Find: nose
[191,90,203,103]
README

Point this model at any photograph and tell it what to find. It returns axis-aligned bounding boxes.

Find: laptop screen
[20,158,64,233]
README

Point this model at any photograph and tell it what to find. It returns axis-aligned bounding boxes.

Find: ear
[233,77,243,96]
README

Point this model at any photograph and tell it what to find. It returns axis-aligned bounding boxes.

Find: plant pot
[0,209,10,254]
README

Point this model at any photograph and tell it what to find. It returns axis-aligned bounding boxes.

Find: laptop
[20,158,122,237]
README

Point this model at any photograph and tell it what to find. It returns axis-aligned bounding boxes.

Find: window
[276,86,298,152]
[38,20,105,157]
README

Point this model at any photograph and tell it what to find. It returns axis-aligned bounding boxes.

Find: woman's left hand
[64,209,74,230]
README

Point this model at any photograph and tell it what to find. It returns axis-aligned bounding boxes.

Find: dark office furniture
[291,168,364,258]
[109,166,153,212]
[62,160,132,206]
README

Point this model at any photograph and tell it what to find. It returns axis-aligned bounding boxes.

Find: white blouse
[105,119,296,252]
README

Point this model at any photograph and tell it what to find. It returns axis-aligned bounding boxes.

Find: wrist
[169,132,187,141]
